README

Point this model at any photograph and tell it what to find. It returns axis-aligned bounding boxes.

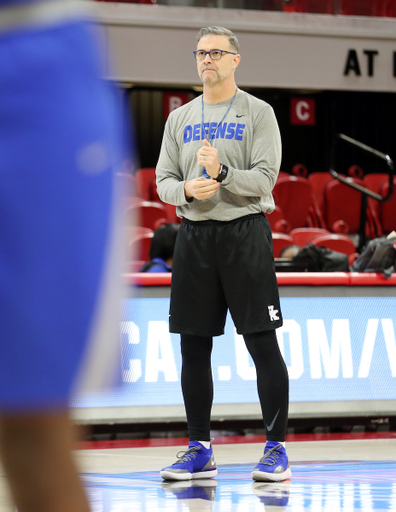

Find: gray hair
[197,26,239,53]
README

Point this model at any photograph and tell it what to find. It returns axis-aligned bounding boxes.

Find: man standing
[156,26,290,482]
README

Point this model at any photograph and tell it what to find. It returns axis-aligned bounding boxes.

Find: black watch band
[216,164,228,183]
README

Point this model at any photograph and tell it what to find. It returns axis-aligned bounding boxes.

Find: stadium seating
[377,178,396,234]
[382,0,396,16]
[363,173,389,198]
[135,168,156,200]
[311,233,356,256]
[324,178,361,233]
[135,168,180,224]
[290,227,331,246]
[272,233,295,257]
[267,206,291,233]
[148,178,160,202]
[338,0,383,16]
[124,226,153,240]
[122,227,153,267]
[125,201,168,230]
[278,171,290,179]
[96,0,395,16]
[323,177,375,236]
[281,0,334,13]
[272,176,322,230]
[307,172,333,224]
[128,232,153,262]
[291,163,308,177]
[363,173,390,236]
[348,165,364,179]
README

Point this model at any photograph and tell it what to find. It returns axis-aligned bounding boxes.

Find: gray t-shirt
[156,90,281,222]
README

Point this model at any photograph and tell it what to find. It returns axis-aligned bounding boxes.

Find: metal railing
[329,133,394,251]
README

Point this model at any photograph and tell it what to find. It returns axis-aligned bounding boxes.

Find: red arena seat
[348,165,364,179]
[125,201,168,230]
[308,172,334,223]
[124,226,153,241]
[267,206,291,233]
[163,203,179,224]
[128,232,154,262]
[292,163,308,177]
[135,168,156,200]
[378,178,396,235]
[363,173,390,236]
[382,0,396,17]
[272,176,321,230]
[363,173,389,197]
[149,178,161,202]
[278,171,290,179]
[272,233,295,258]
[338,0,382,16]
[289,227,331,246]
[135,168,181,223]
[323,178,375,237]
[311,234,357,256]
[281,0,334,13]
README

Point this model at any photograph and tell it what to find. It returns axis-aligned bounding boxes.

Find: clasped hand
[196,139,220,179]
[184,140,221,200]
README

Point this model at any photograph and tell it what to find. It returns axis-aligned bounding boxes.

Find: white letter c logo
[296,100,310,121]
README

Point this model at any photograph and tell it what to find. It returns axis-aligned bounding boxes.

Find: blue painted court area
[83,460,396,511]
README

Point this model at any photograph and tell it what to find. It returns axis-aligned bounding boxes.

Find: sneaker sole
[160,468,218,481]
[251,468,292,482]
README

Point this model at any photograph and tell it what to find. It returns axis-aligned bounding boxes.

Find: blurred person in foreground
[0,1,126,511]
[139,223,180,273]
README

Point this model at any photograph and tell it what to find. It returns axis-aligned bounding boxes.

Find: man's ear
[233,54,241,71]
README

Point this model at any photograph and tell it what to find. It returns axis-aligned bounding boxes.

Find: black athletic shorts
[169,213,283,337]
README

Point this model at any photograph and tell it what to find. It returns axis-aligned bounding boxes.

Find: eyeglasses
[193,49,237,61]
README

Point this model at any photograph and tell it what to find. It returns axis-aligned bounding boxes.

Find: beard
[200,67,221,85]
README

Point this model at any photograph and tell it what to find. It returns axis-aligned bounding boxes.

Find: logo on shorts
[268,305,280,321]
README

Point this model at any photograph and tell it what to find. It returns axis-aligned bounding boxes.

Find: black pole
[357,193,368,253]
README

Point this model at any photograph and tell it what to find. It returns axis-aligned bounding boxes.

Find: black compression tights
[180,330,289,442]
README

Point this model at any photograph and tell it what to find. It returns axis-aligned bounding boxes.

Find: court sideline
[1,432,394,511]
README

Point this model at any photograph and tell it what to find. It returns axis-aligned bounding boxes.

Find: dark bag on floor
[139,260,170,272]
[291,244,350,272]
[350,237,396,278]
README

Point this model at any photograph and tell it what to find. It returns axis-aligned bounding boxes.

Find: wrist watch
[216,164,228,183]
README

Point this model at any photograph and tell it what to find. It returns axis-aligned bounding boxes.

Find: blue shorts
[0,18,125,411]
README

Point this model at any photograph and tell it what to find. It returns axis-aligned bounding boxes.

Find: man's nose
[203,53,212,62]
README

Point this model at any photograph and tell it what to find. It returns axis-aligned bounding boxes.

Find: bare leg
[0,410,90,512]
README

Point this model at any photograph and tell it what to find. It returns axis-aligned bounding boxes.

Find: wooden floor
[1,432,395,511]
[0,432,396,512]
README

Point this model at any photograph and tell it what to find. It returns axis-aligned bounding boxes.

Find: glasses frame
[193,49,237,61]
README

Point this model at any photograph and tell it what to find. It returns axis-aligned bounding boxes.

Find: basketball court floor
[6,432,394,511]
[0,431,395,511]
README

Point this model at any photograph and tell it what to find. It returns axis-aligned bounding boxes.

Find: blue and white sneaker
[161,479,217,501]
[251,442,292,482]
[252,480,291,509]
[160,441,218,481]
